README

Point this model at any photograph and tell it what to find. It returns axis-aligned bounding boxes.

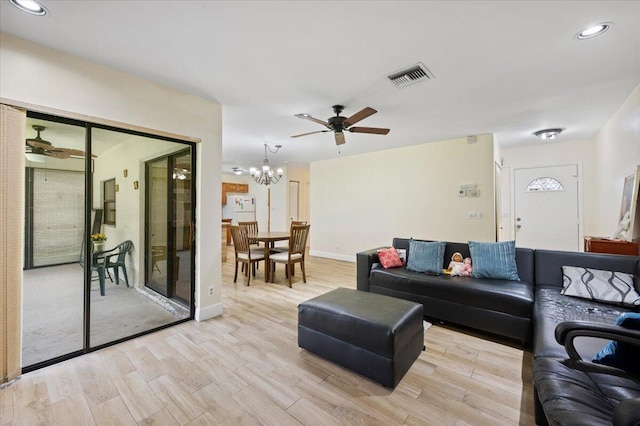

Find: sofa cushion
[469,240,520,281]
[369,265,534,318]
[377,247,404,269]
[533,286,631,359]
[534,357,640,426]
[593,313,640,374]
[406,240,445,274]
[561,266,640,307]
[534,249,640,289]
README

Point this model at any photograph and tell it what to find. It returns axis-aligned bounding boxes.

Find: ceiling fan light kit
[292,105,390,145]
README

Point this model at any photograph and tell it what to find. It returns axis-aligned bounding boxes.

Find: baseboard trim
[195,302,223,321]
[309,250,355,263]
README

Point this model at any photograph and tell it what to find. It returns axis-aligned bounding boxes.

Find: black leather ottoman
[298,287,424,388]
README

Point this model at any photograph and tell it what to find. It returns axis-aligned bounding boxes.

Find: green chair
[92,240,133,296]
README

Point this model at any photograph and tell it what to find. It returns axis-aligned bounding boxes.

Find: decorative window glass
[526,177,564,192]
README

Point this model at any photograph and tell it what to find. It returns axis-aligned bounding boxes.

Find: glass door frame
[22,110,197,374]
[144,147,196,307]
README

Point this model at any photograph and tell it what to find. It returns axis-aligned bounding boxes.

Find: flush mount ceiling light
[9,0,47,15]
[576,23,611,40]
[533,128,564,140]
[232,167,243,175]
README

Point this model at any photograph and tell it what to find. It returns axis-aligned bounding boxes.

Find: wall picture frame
[618,165,640,242]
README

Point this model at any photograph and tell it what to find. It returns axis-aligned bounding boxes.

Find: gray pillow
[406,240,446,275]
[561,266,640,307]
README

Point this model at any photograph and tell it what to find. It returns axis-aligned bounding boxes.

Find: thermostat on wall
[467,189,480,198]
[458,188,466,197]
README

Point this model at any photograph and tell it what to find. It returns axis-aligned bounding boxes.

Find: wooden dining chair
[269,224,310,287]
[238,221,260,245]
[271,220,308,254]
[238,220,261,274]
[230,225,264,285]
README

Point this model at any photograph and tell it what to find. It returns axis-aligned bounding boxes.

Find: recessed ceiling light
[576,23,611,40]
[9,0,47,15]
[533,128,564,140]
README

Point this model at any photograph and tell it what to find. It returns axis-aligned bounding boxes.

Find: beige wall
[310,134,496,261]
[500,138,597,243]
[593,84,640,238]
[0,33,223,320]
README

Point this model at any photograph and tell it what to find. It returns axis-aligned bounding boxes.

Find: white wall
[593,84,640,238]
[310,134,495,261]
[0,33,223,320]
[501,138,597,245]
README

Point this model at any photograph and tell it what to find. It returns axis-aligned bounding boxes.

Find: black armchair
[91,240,133,296]
[534,320,640,426]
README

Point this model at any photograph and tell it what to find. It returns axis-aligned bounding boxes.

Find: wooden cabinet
[221,182,249,204]
[584,237,640,256]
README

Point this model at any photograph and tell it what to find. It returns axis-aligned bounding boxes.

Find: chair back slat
[238,221,259,237]
[230,225,251,253]
[290,224,310,255]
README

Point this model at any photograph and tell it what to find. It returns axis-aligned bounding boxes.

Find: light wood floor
[2,249,535,425]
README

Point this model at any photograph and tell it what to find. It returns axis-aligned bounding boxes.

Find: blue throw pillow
[406,240,446,275]
[468,240,520,281]
[592,312,640,374]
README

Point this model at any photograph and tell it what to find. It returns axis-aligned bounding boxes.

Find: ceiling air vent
[387,63,434,88]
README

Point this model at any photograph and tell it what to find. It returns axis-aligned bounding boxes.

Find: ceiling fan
[25,125,89,160]
[292,105,390,145]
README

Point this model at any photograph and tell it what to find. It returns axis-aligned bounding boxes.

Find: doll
[448,252,464,276]
[461,257,473,276]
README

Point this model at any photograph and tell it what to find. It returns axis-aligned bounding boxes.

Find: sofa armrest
[554,320,640,361]
[613,397,640,426]
[356,247,386,292]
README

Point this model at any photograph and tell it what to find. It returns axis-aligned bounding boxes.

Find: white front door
[514,165,580,251]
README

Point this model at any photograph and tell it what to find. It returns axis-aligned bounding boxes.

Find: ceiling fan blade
[291,130,330,138]
[55,147,88,157]
[335,132,346,145]
[343,107,377,127]
[295,113,330,127]
[26,140,53,150]
[46,151,71,159]
[348,126,390,135]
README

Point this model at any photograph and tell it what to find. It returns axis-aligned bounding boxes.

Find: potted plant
[91,233,107,252]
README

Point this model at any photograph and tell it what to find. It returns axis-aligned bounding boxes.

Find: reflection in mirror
[90,128,191,347]
[22,117,86,366]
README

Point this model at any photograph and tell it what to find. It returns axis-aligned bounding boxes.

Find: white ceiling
[2,1,639,174]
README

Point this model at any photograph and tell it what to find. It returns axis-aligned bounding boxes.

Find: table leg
[264,243,270,282]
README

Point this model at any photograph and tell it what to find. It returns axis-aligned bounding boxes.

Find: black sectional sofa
[357,238,535,344]
[356,238,640,426]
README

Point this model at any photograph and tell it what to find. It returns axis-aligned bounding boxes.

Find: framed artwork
[616,166,640,241]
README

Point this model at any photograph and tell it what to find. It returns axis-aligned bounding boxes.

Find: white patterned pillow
[561,266,640,307]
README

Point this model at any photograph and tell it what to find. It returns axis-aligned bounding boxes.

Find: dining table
[251,231,290,282]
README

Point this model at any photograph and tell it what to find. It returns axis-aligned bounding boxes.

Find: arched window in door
[526,177,564,192]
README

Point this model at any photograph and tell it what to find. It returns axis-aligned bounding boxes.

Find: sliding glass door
[145,149,193,307]
[22,111,195,371]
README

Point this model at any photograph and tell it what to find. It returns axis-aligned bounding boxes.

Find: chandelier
[250,143,283,186]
